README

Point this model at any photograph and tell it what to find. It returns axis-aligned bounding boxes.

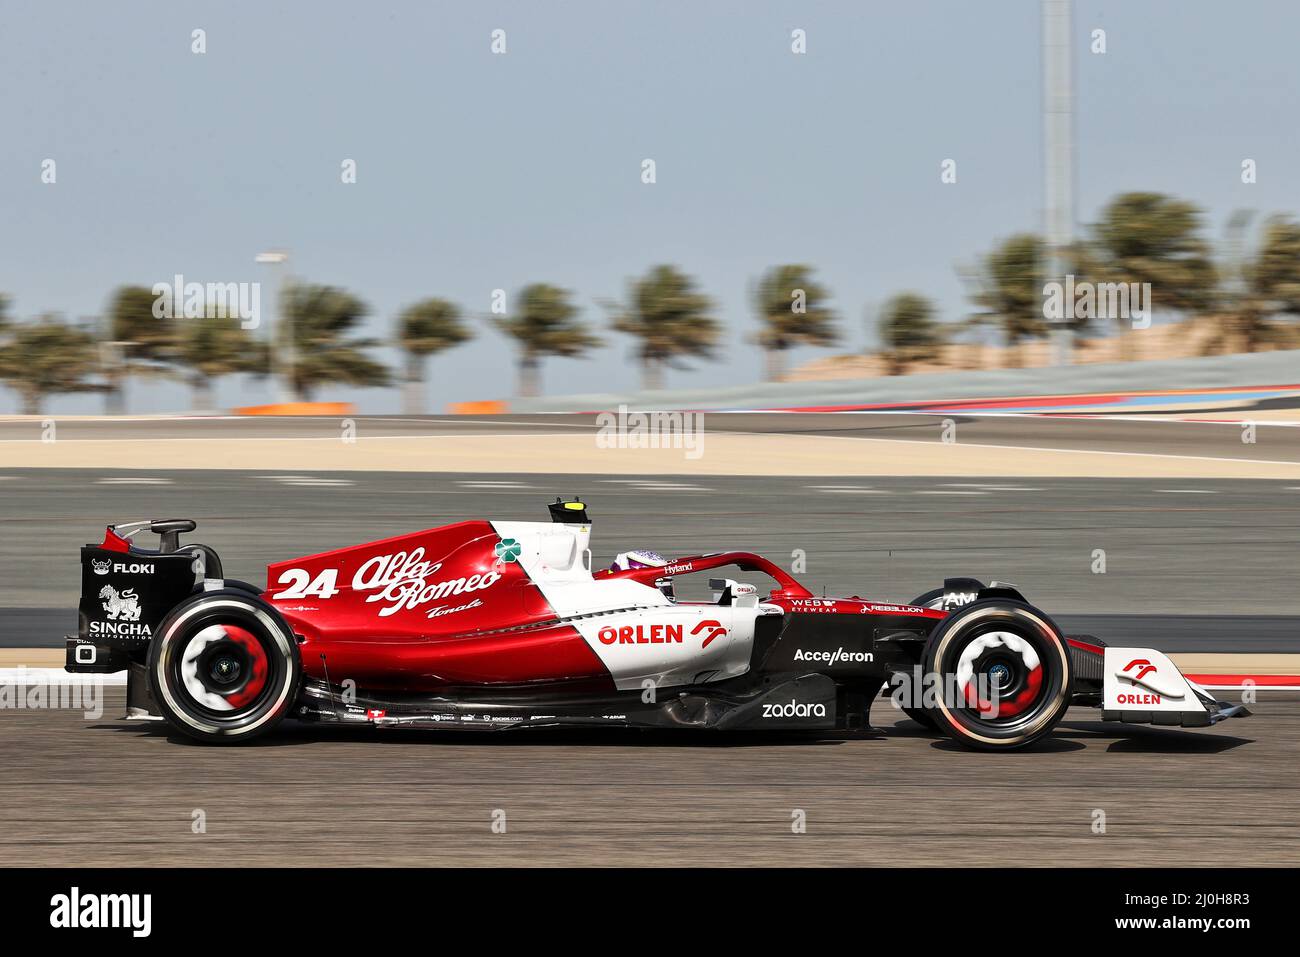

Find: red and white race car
[66,499,1248,749]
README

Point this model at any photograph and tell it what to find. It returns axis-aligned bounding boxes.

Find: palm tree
[963,233,1050,367]
[173,314,270,411]
[278,283,391,401]
[0,317,103,414]
[878,293,942,375]
[1089,192,1216,352]
[607,265,719,391]
[494,284,600,397]
[1205,213,1300,354]
[753,265,837,381]
[396,298,473,414]
[104,285,181,413]
[1248,216,1300,312]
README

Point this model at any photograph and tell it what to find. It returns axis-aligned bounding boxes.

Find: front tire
[922,600,1072,751]
[900,705,938,730]
[148,590,300,744]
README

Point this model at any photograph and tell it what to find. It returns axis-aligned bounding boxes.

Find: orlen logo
[599,624,683,645]
[1117,692,1162,705]
[689,619,727,648]
[762,700,827,719]
[1118,657,1185,699]
[1123,658,1156,682]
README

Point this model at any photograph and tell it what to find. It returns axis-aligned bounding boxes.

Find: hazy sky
[3,1,1298,413]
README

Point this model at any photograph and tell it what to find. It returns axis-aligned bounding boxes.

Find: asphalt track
[0,687,1292,866]
[2,452,1299,866]
[2,410,1299,463]
[3,469,1300,644]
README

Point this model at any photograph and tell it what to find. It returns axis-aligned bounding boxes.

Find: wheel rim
[156,599,296,736]
[931,606,1070,745]
[953,630,1044,719]
[180,623,271,713]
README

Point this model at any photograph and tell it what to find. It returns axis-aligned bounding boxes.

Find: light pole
[255,250,293,402]
[100,339,129,415]
[1043,0,1075,366]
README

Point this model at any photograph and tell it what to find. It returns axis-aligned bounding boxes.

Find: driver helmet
[610,549,675,600]
[610,549,668,572]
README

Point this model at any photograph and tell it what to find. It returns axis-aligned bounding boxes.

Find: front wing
[1093,645,1250,727]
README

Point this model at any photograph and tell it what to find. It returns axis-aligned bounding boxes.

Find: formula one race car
[66,499,1249,750]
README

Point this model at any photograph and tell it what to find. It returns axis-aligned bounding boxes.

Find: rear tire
[922,599,1072,751]
[898,588,952,729]
[900,705,938,730]
[148,590,300,744]
[909,587,945,610]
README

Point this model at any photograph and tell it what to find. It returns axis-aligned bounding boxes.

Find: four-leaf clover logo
[495,538,522,563]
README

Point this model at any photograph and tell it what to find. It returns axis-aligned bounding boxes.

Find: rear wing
[66,520,213,673]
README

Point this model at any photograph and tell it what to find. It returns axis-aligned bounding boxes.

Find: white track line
[807,486,888,493]
[936,487,1043,492]
[798,431,1300,468]
[0,668,126,686]
[272,477,354,487]
[626,484,708,490]
[399,418,600,430]
[96,477,172,485]
[1153,489,1218,494]
[940,483,1042,491]
[0,432,601,444]
[734,409,1300,427]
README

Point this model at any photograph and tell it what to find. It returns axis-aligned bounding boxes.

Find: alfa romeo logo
[495,538,522,563]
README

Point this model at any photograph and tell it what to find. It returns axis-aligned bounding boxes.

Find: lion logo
[99,585,142,622]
